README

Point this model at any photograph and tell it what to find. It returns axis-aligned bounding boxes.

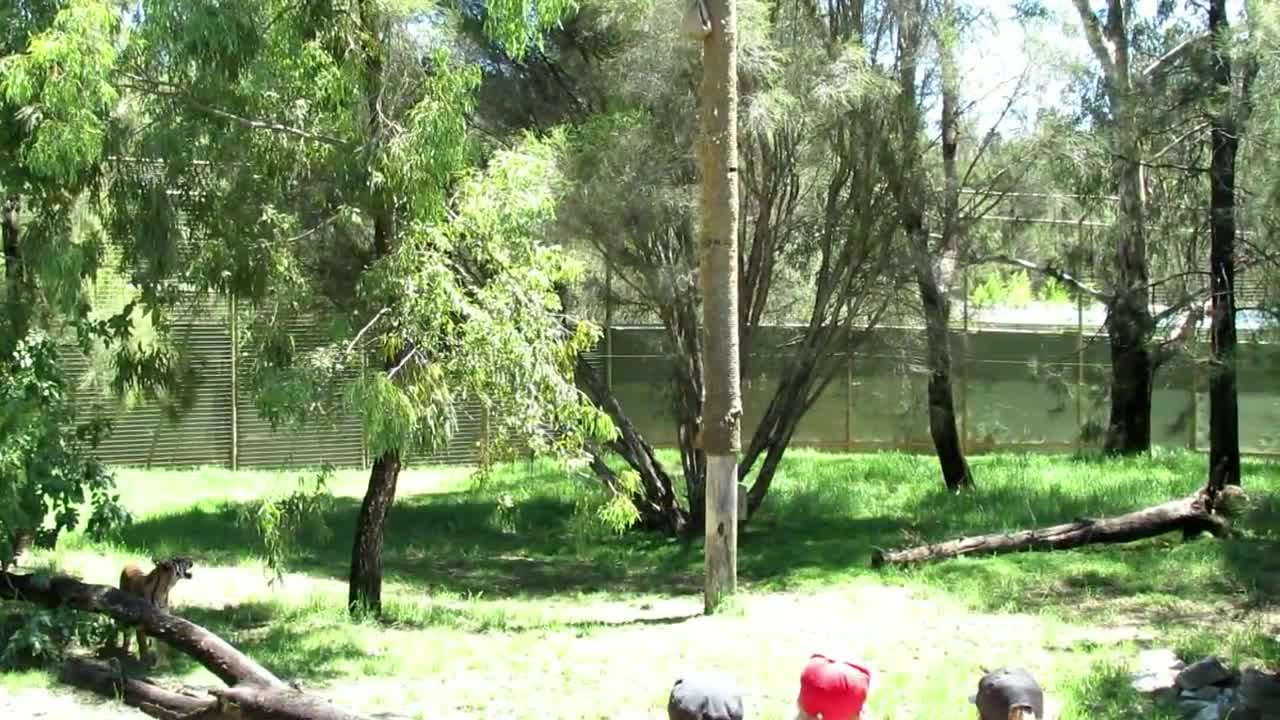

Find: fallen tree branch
[61,657,371,720]
[0,570,282,688]
[2,570,374,720]
[871,483,1241,569]
[60,657,215,720]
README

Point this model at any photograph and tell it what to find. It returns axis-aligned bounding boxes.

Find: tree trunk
[1207,0,1240,488]
[917,267,972,490]
[661,297,707,531]
[1103,297,1154,455]
[742,356,819,515]
[871,482,1241,568]
[557,283,690,535]
[1069,0,1156,456]
[348,449,399,615]
[892,0,971,487]
[574,354,689,534]
[3,196,41,570]
[350,0,400,611]
[924,0,973,492]
[2,196,27,354]
[697,0,742,614]
[61,657,212,719]
[1103,153,1154,456]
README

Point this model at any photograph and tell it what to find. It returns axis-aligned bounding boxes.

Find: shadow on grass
[108,451,1280,621]
[1220,488,1280,609]
[156,602,370,683]
[157,599,704,684]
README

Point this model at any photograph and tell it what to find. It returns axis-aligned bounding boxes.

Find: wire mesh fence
[57,189,1280,469]
[64,314,1280,471]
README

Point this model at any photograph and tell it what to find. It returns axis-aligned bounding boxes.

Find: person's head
[667,671,744,720]
[796,654,872,720]
[972,668,1043,720]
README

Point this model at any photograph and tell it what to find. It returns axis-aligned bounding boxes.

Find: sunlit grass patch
[2,449,1277,718]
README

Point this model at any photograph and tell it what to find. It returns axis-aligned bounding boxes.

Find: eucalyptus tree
[1060,0,1223,455]
[533,0,908,531]
[1202,0,1265,488]
[7,0,613,615]
[890,0,979,491]
[1,0,135,566]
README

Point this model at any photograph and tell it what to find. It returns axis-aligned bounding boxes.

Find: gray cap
[973,667,1043,720]
[668,671,745,720]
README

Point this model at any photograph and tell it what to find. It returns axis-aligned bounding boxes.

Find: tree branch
[1142,33,1208,82]
[120,74,353,148]
[386,346,418,379]
[1149,122,1210,162]
[344,308,389,356]
[965,254,1109,301]
[1070,0,1118,84]
[4,571,376,720]
[0,570,282,689]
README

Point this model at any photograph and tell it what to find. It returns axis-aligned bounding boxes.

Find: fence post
[605,263,614,390]
[960,266,970,453]
[1075,222,1086,451]
[845,338,854,451]
[228,294,239,471]
[359,349,369,469]
[1188,354,1199,451]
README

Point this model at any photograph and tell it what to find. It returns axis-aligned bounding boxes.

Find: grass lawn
[3,449,1279,719]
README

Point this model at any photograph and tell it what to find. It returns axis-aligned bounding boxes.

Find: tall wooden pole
[696,0,741,613]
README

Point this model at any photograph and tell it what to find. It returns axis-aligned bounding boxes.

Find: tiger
[118,555,195,661]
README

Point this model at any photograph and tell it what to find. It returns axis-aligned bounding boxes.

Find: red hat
[798,654,871,720]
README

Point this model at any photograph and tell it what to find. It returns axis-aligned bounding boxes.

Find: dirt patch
[0,687,141,720]
[307,582,1070,719]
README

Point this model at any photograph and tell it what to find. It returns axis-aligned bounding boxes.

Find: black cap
[974,668,1044,720]
[668,672,745,720]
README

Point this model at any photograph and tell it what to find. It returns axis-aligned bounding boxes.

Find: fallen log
[60,656,215,720]
[0,570,282,688]
[60,657,371,720]
[1,569,374,720]
[871,483,1243,569]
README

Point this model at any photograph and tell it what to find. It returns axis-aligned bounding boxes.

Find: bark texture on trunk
[1103,151,1154,456]
[697,0,742,613]
[1103,292,1154,456]
[348,449,400,615]
[917,270,971,491]
[872,483,1243,568]
[1207,0,1240,488]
